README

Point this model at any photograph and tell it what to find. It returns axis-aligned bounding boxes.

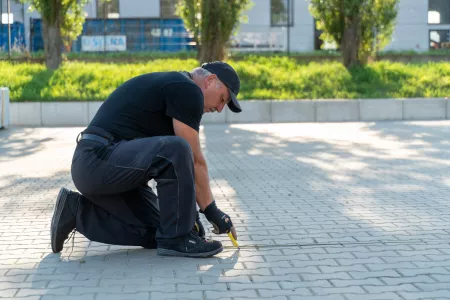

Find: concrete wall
[0,1,25,23]
[8,99,450,126]
[238,0,450,53]
[237,0,315,52]
[120,0,159,18]
[385,0,429,51]
[84,2,96,18]
[288,0,315,52]
[244,0,270,26]
[239,0,444,53]
[19,0,159,20]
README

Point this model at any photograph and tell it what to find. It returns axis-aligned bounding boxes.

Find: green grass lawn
[1,57,449,102]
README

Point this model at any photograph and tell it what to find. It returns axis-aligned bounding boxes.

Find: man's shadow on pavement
[32,246,240,296]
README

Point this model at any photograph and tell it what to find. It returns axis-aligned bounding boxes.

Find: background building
[1,0,449,53]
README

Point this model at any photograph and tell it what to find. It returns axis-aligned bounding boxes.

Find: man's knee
[164,136,193,160]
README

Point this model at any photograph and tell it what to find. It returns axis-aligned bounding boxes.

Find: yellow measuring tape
[227,232,239,248]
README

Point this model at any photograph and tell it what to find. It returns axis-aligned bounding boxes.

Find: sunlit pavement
[1,121,450,300]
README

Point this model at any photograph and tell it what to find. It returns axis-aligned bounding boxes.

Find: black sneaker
[51,187,77,253]
[157,230,223,258]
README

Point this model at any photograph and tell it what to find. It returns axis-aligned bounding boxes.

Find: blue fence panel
[31,18,195,53]
[30,18,44,52]
[0,22,26,51]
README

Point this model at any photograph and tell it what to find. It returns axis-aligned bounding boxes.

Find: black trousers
[70,126,197,247]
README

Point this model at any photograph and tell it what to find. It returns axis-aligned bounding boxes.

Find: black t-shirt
[89,72,204,141]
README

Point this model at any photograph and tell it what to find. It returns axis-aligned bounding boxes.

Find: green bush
[0,58,449,101]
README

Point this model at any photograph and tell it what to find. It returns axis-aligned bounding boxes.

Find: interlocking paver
[366,262,417,271]
[0,289,18,297]
[204,290,258,299]
[177,283,228,292]
[396,266,450,277]
[344,293,403,300]
[1,297,40,300]
[319,265,368,273]
[42,295,95,300]
[349,270,402,279]
[399,290,450,299]
[95,293,148,300]
[330,278,384,287]
[289,297,346,300]
[380,275,436,285]
[281,279,333,289]
[258,287,311,297]
[122,283,174,293]
[312,286,367,295]
[272,266,321,276]
[0,275,27,282]
[291,259,339,267]
[2,122,450,299]
[228,282,280,290]
[414,282,450,291]
[363,283,419,293]
[16,287,70,297]
[201,275,251,284]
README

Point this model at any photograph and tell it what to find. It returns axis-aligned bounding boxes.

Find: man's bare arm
[172,119,213,210]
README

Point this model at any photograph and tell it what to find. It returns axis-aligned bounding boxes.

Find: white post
[0,87,10,129]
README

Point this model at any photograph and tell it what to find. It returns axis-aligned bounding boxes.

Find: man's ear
[205,74,217,88]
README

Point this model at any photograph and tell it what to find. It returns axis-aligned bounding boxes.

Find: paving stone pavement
[1,121,450,300]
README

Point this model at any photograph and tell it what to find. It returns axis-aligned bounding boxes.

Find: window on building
[428,0,450,24]
[160,0,179,18]
[97,0,120,19]
[430,30,450,49]
[271,0,294,26]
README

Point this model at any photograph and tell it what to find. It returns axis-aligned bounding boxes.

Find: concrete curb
[8,98,450,126]
[0,88,10,129]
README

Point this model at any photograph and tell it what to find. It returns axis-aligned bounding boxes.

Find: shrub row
[0,57,449,101]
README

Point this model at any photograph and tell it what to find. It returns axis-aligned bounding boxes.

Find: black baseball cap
[201,61,242,113]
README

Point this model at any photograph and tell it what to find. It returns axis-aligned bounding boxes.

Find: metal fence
[1,18,286,56]
[31,18,195,53]
[229,31,286,52]
[0,22,25,53]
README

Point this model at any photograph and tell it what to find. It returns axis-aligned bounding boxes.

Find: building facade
[1,0,450,52]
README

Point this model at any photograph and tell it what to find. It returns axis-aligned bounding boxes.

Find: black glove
[200,201,236,238]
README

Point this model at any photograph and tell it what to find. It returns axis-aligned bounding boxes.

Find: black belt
[77,133,110,145]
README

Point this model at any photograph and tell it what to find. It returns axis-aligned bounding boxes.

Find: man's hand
[201,201,237,240]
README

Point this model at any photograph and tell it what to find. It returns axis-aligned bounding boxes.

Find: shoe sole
[51,187,70,253]
[157,246,224,258]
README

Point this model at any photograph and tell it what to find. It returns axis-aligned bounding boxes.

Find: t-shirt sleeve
[164,81,204,132]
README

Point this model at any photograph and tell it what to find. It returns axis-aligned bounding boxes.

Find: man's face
[201,75,230,113]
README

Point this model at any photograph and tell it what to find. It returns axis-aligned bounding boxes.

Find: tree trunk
[195,36,201,61]
[199,0,225,64]
[42,19,63,70]
[200,37,225,63]
[341,15,360,69]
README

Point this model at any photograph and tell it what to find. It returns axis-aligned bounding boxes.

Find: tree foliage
[176,0,252,64]
[61,1,88,52]
[309,0,399,68]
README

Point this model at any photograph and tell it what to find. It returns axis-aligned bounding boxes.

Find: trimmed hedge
[1,57,449,102]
